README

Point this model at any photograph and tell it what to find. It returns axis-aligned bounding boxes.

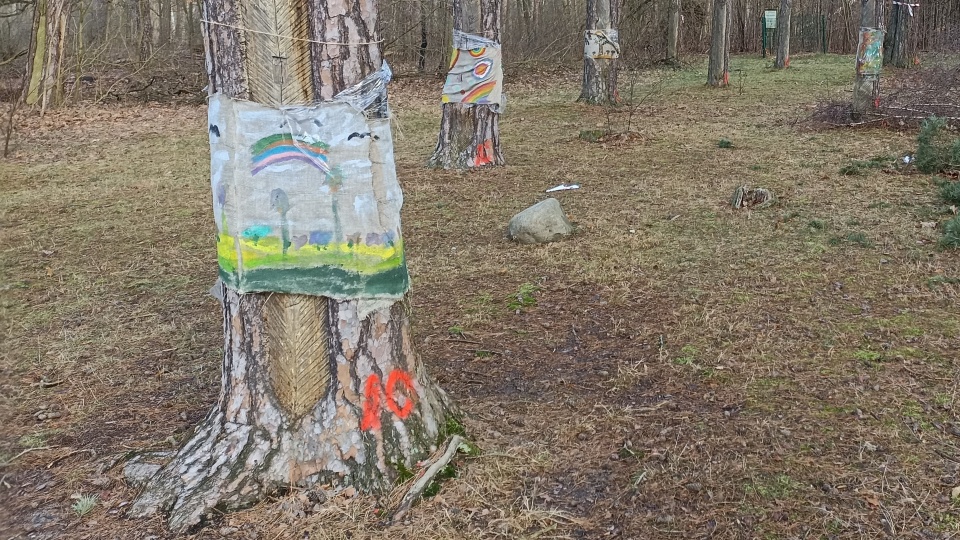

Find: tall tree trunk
[129,0,455,532]
[417,0,428,72]
[578,0,620,104]
[428,0,505,169]
[136,0,153,61]
[23,0,69,112]
[774,0,791,68]
[882,3,911,67]
[159,0,171,46]
[707,0,729,86]
[851,0,884,119]
[666,0,680,66]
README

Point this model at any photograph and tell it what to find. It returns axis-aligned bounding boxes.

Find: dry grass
[2,53,960,539]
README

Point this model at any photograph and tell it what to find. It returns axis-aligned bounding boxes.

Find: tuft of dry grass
[2,54,960,539]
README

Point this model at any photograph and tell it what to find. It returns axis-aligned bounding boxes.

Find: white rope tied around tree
[201,19,384,45]
[891,0,919,16]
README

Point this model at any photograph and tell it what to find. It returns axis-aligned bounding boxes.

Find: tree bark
[774,0,791,68]
[851,0,884,119]
[707,0,729,86]
[578,0,619,104]
[23,0,69,112]
[136,0,153,62]
[666,0,680,66]
[882,3,910,68]
[129,0,455,532]
[427,0,505,169]
[159,0,171,47]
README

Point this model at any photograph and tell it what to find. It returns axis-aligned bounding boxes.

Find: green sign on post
[764,10,778,29]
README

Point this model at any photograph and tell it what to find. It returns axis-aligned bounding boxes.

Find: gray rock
[508,198,574,244]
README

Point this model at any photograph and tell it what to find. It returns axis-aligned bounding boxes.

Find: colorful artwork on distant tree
[208,92,408,299]
[442,31,503,109]
[585,29,620,60]
[856,28,884,76]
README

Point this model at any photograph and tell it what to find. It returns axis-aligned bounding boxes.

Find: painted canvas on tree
[584,29,620,60]
[210,95,408,299]
[856,28,884,75]
[441,31,503,109]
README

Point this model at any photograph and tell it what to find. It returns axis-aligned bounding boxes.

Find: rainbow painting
[461,80,497,103]
[251,134,331,176]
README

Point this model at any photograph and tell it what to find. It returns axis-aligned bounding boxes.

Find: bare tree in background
[578,0,620,104]
[23,0,69,112]
[428,0,505,169]
[666,0,681,66]
[128,0,456,531]
[775,0,791,68]
[883,1,913,68]
[707,0,730,86]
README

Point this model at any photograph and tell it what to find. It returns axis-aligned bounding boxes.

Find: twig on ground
[390,435,464,523]
[48,448,97,469]
[0,446,56,468]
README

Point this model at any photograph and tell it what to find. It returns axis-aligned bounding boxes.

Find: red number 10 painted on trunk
[360,369,416,431]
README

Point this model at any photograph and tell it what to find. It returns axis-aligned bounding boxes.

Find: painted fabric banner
[856,28,884,76]
[585,29,620,60]
[208,67,408,299]
[441,31,503,109]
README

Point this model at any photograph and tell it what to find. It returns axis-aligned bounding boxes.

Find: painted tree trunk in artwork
[129,0,455,532]
[774,0,791,68]
[427,0,505,169]
[23,0,69,112]
[666,0,680,66]
[706,0,729,86]
[852,0,884,119]
[578,0,619,104]
[883,3,910,68]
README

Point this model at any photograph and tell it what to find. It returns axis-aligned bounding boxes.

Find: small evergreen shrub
[939,180,960,206]
[941,215,960,249]
[916,116,959,174]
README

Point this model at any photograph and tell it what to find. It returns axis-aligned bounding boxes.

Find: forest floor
[2,54,960,539]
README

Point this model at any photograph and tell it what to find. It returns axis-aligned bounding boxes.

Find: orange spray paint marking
[360,374,381,431]
[722,71,730,86]
[385,370,416,419]
[473,139,494,167]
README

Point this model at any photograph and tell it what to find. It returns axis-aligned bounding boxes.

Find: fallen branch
[0,446,56,468]
[390,435,464,523]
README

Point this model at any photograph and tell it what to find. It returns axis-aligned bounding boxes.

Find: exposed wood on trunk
[578,0,620,104]
[707,0,729,87]
[427,0,505,170]
[130,0,455,532]
[775,0,791,68]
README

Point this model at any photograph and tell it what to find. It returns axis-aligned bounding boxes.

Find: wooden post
[129,0,455,532]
